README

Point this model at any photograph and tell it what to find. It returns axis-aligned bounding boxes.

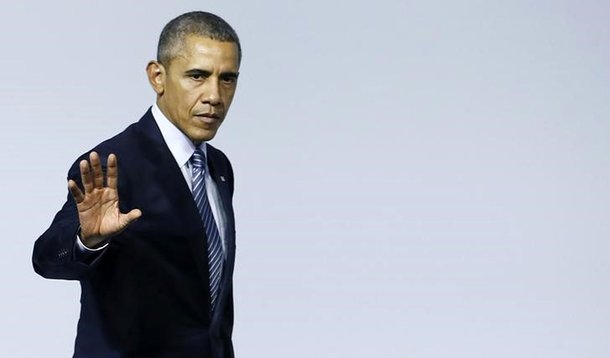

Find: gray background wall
[1,0,609,356]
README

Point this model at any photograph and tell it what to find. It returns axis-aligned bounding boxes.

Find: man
[33,11,241,357]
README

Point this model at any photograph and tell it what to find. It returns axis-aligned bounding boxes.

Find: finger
[90,151,104,189]
[80,159,94,193]
[107,153,118,190]
[68,179,85,203]
[119,208,142,229]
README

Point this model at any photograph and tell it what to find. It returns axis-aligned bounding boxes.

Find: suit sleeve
[32,157,107,280]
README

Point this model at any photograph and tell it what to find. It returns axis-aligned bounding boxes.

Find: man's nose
[202,78,221,105]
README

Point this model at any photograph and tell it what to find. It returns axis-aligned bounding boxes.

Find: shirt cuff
[76,232,109,252]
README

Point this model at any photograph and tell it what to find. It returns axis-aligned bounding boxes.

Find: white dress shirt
[77,104,228,256]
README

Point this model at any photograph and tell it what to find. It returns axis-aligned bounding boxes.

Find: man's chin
[187,128,219,144]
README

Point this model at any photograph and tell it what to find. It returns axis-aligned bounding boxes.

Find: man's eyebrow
[183,69,239,78]
[220,71,239,78]
[184,69,212,76]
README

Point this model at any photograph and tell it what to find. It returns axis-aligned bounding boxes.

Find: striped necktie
[190,147,224,311]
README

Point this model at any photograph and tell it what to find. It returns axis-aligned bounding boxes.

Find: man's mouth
[194,113,221,124]
[195,113,220,118]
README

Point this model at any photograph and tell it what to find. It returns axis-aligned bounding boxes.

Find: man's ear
[146,61,166,95]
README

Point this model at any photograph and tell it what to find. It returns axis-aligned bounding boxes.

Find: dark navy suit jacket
[33,109,237,357]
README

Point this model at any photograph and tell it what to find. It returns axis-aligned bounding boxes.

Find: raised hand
[68,152,142,249]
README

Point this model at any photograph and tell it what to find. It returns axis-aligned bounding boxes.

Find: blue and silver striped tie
[190,147,224,311]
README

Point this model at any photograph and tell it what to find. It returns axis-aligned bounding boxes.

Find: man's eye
[221,77,236,84]
[190,75,203,80]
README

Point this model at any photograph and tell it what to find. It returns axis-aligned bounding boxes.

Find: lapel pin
[220,176,226,182]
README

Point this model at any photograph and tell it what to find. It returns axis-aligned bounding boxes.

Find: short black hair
[157,11,241,65]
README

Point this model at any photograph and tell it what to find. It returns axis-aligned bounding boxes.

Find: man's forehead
[167,35,239,68]
[179,35,238,56]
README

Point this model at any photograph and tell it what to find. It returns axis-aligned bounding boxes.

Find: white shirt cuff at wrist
[76,234,109,252]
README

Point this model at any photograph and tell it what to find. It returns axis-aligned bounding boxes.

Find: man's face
[153,35,240,143]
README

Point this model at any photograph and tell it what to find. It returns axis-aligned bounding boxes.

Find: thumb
[119,208,142,228]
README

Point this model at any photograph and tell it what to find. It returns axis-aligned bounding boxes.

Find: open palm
[68,152,142,248]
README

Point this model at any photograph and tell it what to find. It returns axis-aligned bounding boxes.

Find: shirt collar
[151,103,207,168]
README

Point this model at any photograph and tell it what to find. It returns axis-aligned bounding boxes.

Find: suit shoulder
[66,117,144,179]
[93,123,139,153]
